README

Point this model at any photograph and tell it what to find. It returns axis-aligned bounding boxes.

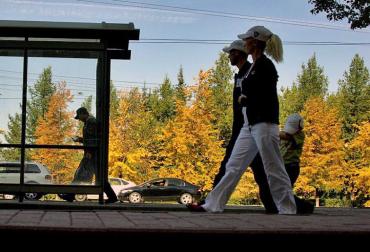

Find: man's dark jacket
[231,61,251,135]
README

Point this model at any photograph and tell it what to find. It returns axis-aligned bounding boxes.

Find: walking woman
[189,26,296,214]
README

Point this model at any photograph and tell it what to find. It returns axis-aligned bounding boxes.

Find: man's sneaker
[104,197,118,204]
[297,201,314,215]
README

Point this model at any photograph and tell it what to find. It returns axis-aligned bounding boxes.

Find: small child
[279,113,305,186]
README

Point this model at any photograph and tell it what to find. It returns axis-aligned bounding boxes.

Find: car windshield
[109,179,121,185]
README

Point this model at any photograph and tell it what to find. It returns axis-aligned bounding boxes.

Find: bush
[323,198,352,207]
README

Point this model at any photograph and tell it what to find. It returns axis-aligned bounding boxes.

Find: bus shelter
[0,20,140,203]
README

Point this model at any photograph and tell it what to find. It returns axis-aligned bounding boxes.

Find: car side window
[5,167,20,173]
[152,180,166,187]
[167,180,184,187]
[0,164,41,173]
[25,164,41,173]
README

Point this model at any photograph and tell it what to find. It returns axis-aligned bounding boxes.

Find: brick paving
[0,201,369,248]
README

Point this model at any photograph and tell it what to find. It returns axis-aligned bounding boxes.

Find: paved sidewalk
[0,201,369,248]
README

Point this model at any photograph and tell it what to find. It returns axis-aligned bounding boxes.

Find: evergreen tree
[149,76,176,123]
[27,66,56,144]
[279,84,300,124]
[110,81,120,119]
[145,88,160,113]
[1,113,22,160]
[279,55,329,123]
[296,54,329,110]
[175,65,187,102]
[337,54,370,142]
[81,95,92,113]
[209,52,233,145]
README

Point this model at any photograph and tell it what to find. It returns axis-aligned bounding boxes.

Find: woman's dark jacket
[240,54,280,125]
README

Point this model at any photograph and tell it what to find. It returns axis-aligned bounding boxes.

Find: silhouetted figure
[59,107,117,204]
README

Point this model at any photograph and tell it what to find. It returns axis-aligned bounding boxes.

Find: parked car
[0,161,53,200]
[118,178,202,204]
[74,177,136,201]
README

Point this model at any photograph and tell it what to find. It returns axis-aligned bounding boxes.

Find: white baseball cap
[284,113,304,135]
[238,26,273,42]
[223,40,248,54]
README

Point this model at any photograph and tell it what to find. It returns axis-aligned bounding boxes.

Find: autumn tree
[32,82,78,183]
[347,121,370,206]
[337,54,370,142]
[308,0,370,29]
[297,97,346,199]
[109,88,159,184]
[27,66,56,144]
[153,70,224,191]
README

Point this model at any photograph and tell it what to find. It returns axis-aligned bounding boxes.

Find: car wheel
[74,194,88,202]
[128,192,142,203]
[179,193,193,205]
[24,192,42,201]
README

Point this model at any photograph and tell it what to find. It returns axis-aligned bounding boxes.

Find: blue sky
[0,0,369,133]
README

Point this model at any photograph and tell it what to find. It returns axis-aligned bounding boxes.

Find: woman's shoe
[186,203,206,212]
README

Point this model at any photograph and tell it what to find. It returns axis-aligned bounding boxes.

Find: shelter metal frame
[0,20,139,203]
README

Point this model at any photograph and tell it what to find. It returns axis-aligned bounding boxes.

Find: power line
[76,0,370,33]
[0,70,162,86]
[136,39,370,46]
[0,97,89,100]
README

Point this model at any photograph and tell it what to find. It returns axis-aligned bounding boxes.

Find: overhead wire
[76,0,370,33]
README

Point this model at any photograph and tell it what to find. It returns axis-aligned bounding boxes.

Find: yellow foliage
[230,170,259,203]
[32,82,79,183]
[347,121,370,199]
[108,90,158,184]
[154,70,224,190]
[297,96,347,197]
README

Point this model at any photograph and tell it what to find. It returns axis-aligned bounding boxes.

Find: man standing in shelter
[59,107,117,203]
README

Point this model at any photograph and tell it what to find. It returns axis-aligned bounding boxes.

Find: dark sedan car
[118,178,202,204]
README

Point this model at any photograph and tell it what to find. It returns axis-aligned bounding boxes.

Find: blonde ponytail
[266,34,283,63]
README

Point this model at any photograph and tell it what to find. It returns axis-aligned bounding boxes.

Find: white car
[0,161,53,200]
[74,177,136,201]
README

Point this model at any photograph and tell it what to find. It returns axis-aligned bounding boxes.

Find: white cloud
[1,0,196,24]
